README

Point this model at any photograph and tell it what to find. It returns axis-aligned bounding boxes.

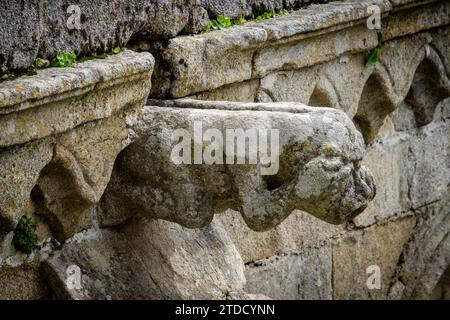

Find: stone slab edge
[0,50,154,114]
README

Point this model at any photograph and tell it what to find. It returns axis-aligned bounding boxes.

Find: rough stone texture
[258,66,319,104]
[430,27,450,78]
[245,245,332,300]
[389,194,450,299]
[0,0,188,75]
[44,217,246,300]
[353,136,411,227]
[0,0,336,76]
[0,263,50,300]
[33,115,130,241]
[0,233,55,299]
[0,138,54,238]
[218,209,344,263]
[354,34,431,142]
[148,26,267,98]
[146,0,449,98]
[100,99,375,231]
[0,50,154,239]
[333,217,416,299]
[408,122,450,210]
[1,0,449,301]
[191,79,261,102]
[0,50,154,147]
[203,0,331,20]
[0,1,40,76]
[431,267,450,300]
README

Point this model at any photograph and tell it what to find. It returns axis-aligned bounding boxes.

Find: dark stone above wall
[0,0,331,76]
[202,0,331,19]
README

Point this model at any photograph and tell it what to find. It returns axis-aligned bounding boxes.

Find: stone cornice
[0,50,154,148]
[143,0,449,98]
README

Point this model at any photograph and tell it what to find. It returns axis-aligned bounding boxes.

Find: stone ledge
[0,50,154,113]
[241,0,393,42]
[0,50,154,239]
[143,0,449,98]
[0,50,154,148]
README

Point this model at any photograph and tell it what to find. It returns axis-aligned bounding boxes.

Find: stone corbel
[100,99,376,231]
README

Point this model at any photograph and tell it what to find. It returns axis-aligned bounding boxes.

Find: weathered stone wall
[0,0,331,76]
[136,0,449,300]
[0,0,449,300]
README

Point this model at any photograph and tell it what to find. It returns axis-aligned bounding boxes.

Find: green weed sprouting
[202,9,290,33]
[111,47,122,54]
[233,16,247,25]
[256,9,289,21]
[33,57,47,70]
[29,57,50,75]
[203,14,232,32]
[12,216,39,254]
[51,51,77,67]
[366,32,383,67]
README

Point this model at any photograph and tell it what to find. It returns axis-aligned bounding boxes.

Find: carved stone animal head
[100,100,375,231]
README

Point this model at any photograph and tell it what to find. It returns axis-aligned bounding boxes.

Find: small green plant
[366,32,383,67]
[203,14,232,32]
[12,216,39,254]
[233,16,247,25]
[111,47,122,54]
[257,9,277,21]
[28,57,50,75]
[51,51,77,67]
[256,9,289,22]
[202,8,290,33]
[33,58,47,69]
